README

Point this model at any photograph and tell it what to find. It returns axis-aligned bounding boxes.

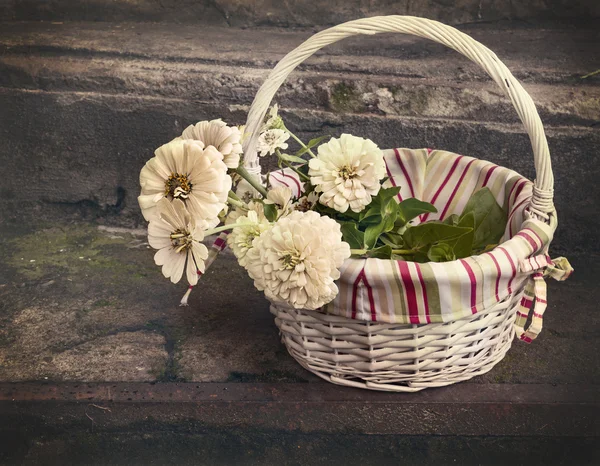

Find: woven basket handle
[242,16,554,217]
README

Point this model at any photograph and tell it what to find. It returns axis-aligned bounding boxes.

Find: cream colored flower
[257,129,290,157]
[226,207,271,267]
[308,134,386,213]
[264,186,294,218]
[148,198,209,285]
[138,139,232,227]
[262,104,284,131]
[180,119,243,169]
[294,191,319,212]
[245,211,351,310]
[235,177,264,203]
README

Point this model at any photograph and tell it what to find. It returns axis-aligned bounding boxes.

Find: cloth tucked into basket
[267,148,569,339]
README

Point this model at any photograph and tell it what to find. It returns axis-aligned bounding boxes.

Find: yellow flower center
[170,229,192,253]
[165,173,193,198]
[281,252,302,269]
[339,166,357,180]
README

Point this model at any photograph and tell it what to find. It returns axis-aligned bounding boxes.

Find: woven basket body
[240,17,557,391]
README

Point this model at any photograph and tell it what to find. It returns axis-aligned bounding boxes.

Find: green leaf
[340,223,365,249]
[460,187,506,251]
[278,152,307,164]
[379,186,402,201]
[452,212,475,259]
[366,245,393,259]
[443,214,460,226]
[403,222,472,250]
[295,135,330,156]
[396,198,438,226]
[364,210,396,249]
[263,202,278,222]
[380,232,405,249]
[427,243,456,262]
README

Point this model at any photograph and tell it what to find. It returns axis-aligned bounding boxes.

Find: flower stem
[204,221,262,237]
[227,195,248,210]
[275,150,311,181]
[235,166,269,198]
[350,248,415,256]
[284,125,316,158]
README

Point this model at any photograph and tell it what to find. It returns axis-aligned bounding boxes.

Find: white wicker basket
[240,16,557,391]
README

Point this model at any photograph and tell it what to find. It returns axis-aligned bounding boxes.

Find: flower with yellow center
[138,139,231,226]
[308,134,386,213]
[148,198,209,285]
[245,210,351,310]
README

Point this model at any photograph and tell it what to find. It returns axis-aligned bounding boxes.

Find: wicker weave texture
[271,290,520,391]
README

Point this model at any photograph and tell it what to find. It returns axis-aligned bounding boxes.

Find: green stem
[284,125,316,158]
[350,248,415,256]
[581,69,600,79]
[227,195,248,210]
[204,222,258,237]
[275,150,311,181]
[235,166,269,198]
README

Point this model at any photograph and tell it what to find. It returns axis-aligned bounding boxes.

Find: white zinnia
[138,139,232,227]
[226,206,271,267]
[148,198,209,286]
[308,134,386,213]
[262,104,284,131]
[264,186,294,218]
[256,129,290,157]
[245,211,351,310]
[180,119,243,169]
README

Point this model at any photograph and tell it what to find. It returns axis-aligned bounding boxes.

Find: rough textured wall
[0,0,599,25]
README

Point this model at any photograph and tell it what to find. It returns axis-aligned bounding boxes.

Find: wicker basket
[239,16,560,392]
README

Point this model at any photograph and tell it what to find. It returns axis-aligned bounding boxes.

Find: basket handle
[242,15,554,218]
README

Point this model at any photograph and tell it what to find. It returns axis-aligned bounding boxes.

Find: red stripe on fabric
[213,237,227,249]
[517,311,529,318]
[533,312,544,318]
[439,159,476,221]
[520,335,533,343]
[360,270,377,322]
[427,148,433,155]
[482,165,498,187]
[397,261,420,324]
[525,228,546,251]
[509,197,530,237]
[421,155,463,223]
[521,296,533,307]
[459,259,478,313]
[282,171,302,197]
[517,231,539,252]
[385,161,402,202]
[537,299,547,304]
[498,247,516,294]
[414,263,431,323]
[351,269,364,320]
[271,172,290,188]
[486,252,502,301]
[394,148,416,199]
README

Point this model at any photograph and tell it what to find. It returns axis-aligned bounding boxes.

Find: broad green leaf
[379,232,405,249]
[278,153,307,164]
[295,135,330,156]
[403,222,472,250]
[340,223,365,249]
[397,198,438,226]
[263,202,278,222]
[452,212,475,259]
[443,214,460,226]
[364,212,396,249]
[378,186,402,201]
[427,243,456,262]
[366,245,393,259]
[460,187,506,251]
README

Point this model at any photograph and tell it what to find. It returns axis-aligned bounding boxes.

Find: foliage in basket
[138,105,507,310]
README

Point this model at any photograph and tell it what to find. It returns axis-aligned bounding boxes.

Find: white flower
[294,191,319,212]
[138,139,232,226]
[245,211,351,310]
[226,207,271,267]
[148,198,209,286]
[308,134,386,213]
[264,186,294,218]
[235,177,264,203]
[262,104,284,131]
[256,129,290,157]
[180,119,243,169]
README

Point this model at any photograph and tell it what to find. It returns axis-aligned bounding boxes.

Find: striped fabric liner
[318,148,559,326]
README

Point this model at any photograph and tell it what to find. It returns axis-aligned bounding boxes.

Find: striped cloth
[266,148,570,340]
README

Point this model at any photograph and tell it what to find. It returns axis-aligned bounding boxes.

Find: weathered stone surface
[0,222,597,384]
[1,0,598,25]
